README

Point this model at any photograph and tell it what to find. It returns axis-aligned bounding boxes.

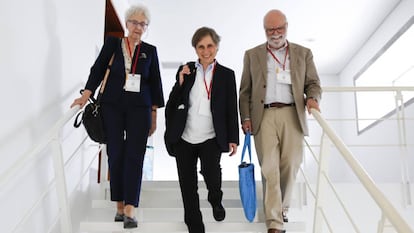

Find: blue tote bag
[238,132,256,222]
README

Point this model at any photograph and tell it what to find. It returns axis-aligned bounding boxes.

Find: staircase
[79,180,308,233]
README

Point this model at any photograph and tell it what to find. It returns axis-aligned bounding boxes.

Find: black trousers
[102,100,150,207]
[175,138,223,233]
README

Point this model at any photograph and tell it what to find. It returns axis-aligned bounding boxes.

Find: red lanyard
[126,37,141,74]
[267,46,289,70]
[203,63,216,100]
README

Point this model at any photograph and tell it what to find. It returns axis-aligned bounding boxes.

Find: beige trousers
[254,106,304,230]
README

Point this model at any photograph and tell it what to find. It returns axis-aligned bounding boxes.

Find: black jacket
[164,61,239,156]
[85,36,164,108]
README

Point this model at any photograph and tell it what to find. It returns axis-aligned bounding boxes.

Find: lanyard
[203,63,216,100]
[126,37,141,74]
[267,45,289,70]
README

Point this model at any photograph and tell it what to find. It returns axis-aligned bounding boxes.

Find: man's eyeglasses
[265,24,287,34]
[127,20,148,29]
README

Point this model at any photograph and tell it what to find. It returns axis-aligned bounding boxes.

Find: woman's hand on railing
[70,89,92,108]
[306,98,320,114]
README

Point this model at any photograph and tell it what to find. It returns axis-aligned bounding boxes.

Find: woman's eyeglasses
[127,20,148,29]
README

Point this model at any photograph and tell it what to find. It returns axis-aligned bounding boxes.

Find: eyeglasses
[127,20,148,29]
[265,24,287,34]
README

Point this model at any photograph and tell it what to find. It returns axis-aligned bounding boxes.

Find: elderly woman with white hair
[71,4,164,229]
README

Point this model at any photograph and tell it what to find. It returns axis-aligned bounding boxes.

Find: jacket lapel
[288,43,299,90]
[255,43,268,83]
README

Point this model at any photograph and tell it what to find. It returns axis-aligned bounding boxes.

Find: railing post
[51,137,73,233]
[313,132,331,232]
[394,90,412,207]
[377,212,387,233]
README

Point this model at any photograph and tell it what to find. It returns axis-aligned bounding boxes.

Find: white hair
[125,4,151,24]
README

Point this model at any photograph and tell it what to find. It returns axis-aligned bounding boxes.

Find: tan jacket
[239,42,321,136]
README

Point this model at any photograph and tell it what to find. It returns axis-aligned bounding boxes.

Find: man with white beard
[239,9,322,233]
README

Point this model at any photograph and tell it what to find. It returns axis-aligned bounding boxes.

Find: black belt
[264,102,295,109]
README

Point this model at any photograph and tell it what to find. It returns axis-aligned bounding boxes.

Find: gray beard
[267,38,286,49]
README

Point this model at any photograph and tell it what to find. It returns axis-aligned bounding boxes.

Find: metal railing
[0,106,82,233]
[308,109,413,233]
[324,86,413,207]
[300,86,414,233]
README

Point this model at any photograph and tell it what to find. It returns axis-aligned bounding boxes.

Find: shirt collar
[195,59,217,72]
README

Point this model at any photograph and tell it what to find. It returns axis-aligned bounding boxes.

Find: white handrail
[0,106,80,187]
[323,85,413,207]
[322,86,414,92]
[310,108,413,233]
[0,105,81,233]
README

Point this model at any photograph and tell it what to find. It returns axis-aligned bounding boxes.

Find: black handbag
[74,54,114,143]
[74,93,106,143]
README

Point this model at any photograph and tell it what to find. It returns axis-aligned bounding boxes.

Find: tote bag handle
[241,132,252,164]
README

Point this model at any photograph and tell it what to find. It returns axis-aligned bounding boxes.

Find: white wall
[0,0,105,232]
[337,0,414,182]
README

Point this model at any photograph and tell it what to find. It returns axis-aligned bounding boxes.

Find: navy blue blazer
[85,36,164,108]
[164,62,239,156]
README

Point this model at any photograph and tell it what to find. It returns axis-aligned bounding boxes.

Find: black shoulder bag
[74,54,115,143]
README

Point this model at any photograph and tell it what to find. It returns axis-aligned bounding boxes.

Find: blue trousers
[102,100,150,207]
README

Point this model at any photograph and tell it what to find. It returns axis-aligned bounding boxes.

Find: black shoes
[114,212,124,222]
[114,211,137,228]
[123,216,138,229]
[212,204,226,221]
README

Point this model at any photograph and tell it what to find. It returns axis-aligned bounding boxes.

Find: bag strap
[78,53,115,105]
[241,132,252,163]
[99,53,115,94]
[73,111,83,128]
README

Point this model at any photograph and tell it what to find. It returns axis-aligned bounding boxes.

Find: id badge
[276,70,291,84]
[198,98,212,117]
[124,74,141,92]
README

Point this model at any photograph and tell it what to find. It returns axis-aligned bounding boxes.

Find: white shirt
[265,43,294,104]
[181,61,216,144]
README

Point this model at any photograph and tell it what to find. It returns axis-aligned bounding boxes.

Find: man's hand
[306,98,320,114]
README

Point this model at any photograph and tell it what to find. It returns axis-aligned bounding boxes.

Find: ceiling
[121,0,401,75]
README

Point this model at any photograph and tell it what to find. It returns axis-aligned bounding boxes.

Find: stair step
[84,180,308,232]
[141,180,263,189]
[139,187,264,200]
[87,204,265,222]
[80,221,306,232]
[99,180,305,208]
[89,200,308,223]
[92,199,263,209]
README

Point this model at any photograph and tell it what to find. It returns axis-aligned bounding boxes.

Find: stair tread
[84,181,308,232]
[92,199,264,208]
[141,180,263,189]
[80,221,306,232]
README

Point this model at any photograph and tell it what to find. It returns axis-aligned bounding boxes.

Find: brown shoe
[268,229,286,233]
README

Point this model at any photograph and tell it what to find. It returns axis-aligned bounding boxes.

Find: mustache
[270,35,283,40]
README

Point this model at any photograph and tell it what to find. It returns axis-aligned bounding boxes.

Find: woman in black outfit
[164,27,239,233]
[71,4,164,229]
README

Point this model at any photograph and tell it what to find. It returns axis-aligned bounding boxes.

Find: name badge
[124,74,141,92]
[276,70,291,84]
